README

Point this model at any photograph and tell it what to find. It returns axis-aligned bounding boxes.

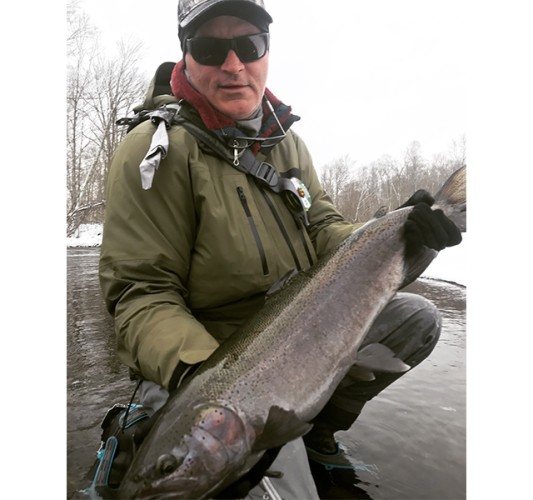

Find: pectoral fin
[252,406,312,452]
[349,366,377,381]
[355,343,410,374]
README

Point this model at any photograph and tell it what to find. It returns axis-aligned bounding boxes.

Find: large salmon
[118,166,466,499]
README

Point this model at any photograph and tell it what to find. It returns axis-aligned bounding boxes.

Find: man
[92,0,461,497]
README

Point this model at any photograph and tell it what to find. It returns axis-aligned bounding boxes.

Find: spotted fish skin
[118,167,466,499]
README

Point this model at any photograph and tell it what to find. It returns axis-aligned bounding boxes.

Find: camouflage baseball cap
[178,0,273,52]
[178,0,272,29]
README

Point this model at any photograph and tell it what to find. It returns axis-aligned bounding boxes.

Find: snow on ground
[67,224,466,286]
[67,224,103,248]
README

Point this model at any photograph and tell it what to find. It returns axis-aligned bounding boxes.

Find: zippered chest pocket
[237,186,269,276]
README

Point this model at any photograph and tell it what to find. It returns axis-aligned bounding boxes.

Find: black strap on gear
[116,105,179,133]
[235,149,311,226]
[170,104,311,226]
[116,102,312,225]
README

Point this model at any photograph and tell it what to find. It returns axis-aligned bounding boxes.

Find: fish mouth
[135,478,206,500]
[134,471,231,500]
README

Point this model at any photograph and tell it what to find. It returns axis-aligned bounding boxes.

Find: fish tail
[433,166,466,232]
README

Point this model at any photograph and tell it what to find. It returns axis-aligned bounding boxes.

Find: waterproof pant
[313,291,441,431]
[137,291,440,500]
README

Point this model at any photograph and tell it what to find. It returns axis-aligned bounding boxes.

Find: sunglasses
[186,32,270,66]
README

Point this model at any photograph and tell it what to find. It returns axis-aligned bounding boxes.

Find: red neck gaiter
[169,60,298,140]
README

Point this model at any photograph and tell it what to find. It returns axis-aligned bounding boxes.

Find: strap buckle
[251,161,277,187]
[148,106,179,129]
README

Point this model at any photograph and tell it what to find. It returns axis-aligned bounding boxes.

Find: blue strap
[92,436,118,488]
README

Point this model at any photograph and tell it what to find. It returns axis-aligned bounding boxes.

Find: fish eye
[156,453,179,475]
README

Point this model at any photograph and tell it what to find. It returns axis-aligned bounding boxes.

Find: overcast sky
[78,0,466,170]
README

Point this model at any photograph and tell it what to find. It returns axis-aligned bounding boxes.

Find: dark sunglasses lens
[187,34,269,66]
[234,34,269,62]
[188,38,227,66]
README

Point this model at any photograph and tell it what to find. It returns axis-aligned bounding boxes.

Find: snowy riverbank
[67,224,103,248]
[67,224,467,286]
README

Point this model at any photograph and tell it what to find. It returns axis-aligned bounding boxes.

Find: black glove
[404,202,462,257]
[397,189,435,209]
[106,415,154,488]
[89,403,155,493]
[214,447,282,499]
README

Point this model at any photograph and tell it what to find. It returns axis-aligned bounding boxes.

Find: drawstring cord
[121,379,143,432]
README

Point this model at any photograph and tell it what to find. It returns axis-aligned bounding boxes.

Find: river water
[67,247,466,500]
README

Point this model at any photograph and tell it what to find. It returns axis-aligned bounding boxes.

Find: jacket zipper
[260,189,315,271]
[237,187,269,275]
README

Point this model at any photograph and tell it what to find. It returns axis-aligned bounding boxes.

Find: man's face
[185,15,269,120]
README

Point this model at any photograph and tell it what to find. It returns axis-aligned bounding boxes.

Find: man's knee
[362,292,441,366]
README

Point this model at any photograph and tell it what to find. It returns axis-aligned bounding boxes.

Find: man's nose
[220,49,245,72]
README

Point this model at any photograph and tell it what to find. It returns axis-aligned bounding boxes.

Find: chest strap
[170,105,312,226]
[117,104,312,225]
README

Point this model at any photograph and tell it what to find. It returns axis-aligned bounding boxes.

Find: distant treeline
[319,137,466,223]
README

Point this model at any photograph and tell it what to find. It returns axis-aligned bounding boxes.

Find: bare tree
[399,140,428,199]
[342,177,374,223]
[66,2,147,235]
[67,1,98,231]
[449,133,467,170]
[81,38,147,204]
[319,155,354,205]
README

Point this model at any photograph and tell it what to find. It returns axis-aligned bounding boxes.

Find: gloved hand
[90,403,155,492]
[105,414,154,488]
[214,447,282,499]
[90,362,202,496]
[397,189,435,209]
[403,201,462,257]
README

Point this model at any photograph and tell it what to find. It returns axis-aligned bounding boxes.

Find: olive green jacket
[99,114,356,389]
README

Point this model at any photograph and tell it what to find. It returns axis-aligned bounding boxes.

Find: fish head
[120,403,256,499]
